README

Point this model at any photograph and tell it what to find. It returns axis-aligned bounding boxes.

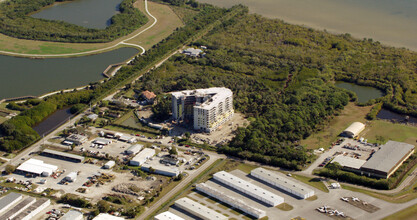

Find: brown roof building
[141,90,156,103]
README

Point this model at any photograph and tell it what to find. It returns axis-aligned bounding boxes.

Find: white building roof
[343,122,365,137]
[87,114,98,120]
[213,171,283,206]
[141,163,180,176]
[94,138,112,145]
[175,197,227,220]
[331,155,366,170]
[154,211,184,220]
[251,168,315,197]
[93,213,124,220]
[16,159,58,175]
[171,87,232,111]
[61,210,83,220]
[125,144,143,154]
[183,48,202,56]
[131,148,155,165]
[0,193,22,213]
[65,172,77,181]
[105,160,116,168]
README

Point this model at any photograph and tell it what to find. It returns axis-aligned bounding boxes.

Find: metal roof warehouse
[174,197,227,220]
[331,155,367,171]
[16,159,58,176]
[41,149,84,163]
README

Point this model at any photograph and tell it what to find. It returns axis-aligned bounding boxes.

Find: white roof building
[125,144,143,155]
[93,213,124,220]
[16,159,58,176]
[119,135,136,143]
[342,122,365,138]
[141,163,180,177]
[250,168,315,199]
[104,160,116,169]
[0,193,23,214]
[61,210,84,220]
[183,48,203,57]
[154,211,184,220]
[65,172,77,182]
[213,171,284,206]
[94,138,112,145]
[196,183,266,219]
[130,148,156,166]
[331,155,366,170]
[174,197,227,220]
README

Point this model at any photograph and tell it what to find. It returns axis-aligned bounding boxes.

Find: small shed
[104,161,115,169]
[65,172,77,182]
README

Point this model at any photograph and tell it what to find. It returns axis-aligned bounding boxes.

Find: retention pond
[334,82,384,103]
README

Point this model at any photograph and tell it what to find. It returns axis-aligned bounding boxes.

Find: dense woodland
[0,0,148,42]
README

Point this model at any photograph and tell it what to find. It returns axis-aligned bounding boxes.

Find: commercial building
[0,192,23,214]
[172,88,234,133]
[250,168,315,199]
[196,183,266,219]
[41,149,85,163]
[141,163,180,177]
[161,155,179,165]
[213,171,284,206]
[0,197,36,219]
[125,144,143,155]
[94,138,112,146]
[93,213,124,220]
[154,211,184,220]
[341,122,365,138]
[130,148,156,166]
[61,210,84,220]
[331,155,366,172]
[65,134,88,146]
[119,135,136,143]
[174,197,227,220]
[104,160,116,169]
[361,141,415,178]
[13,198,50,220]
[16,159,58,177]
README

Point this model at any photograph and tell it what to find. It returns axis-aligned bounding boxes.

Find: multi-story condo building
[171,88,234,133]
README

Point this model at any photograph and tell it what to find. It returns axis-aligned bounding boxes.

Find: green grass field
[292,174,329,193]
[362,120,417,145]
[383,203,417,220]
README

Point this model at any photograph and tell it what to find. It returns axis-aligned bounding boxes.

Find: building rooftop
[361,141,415,173]
[66,134,88,141]
[125,144,143,154]
[0,197,35,219]
[0,192,22,212]
[171,87,232,110]
[154,211,184,220]
[17,158,58,175]
[331,155,366,170]
[141,163,180,174]
[43,149,85,161]
[141,90,156,100]
[14,198,50,220]
[183,48,203,56]
[251,168,315,196]
[93,213,124,220]
[60,210,83,220]
[175,197,227,220]
[131,148,156,163]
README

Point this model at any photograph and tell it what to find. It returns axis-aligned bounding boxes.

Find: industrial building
[331,155,366,172]
[196,183,266,219]
[341,122,365,138]
[250,168,315,199]
[94,138,112,146]
[171,88,234,133]
[360,141,415,178]
[125,144,143,155]
[118,135,136,143]
[61,210,84,220]
[154,211,184,220]
[174,197,227,220]
[16,159,58,177]
[0,192,23,214]
[41,149,85,163]
[65,172,78,182]
[104,160,116,169]
[130,148,156,166]
[213,171,284,206]
[93,213,124,220]
[65,134,88,145]
[141,163,180,177]
[14,198,50,220]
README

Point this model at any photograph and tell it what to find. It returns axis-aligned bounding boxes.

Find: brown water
[197,0,417,51]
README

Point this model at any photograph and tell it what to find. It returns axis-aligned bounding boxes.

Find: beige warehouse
[342,122,365,138]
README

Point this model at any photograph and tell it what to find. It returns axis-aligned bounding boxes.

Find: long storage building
[125,144,143,155]
[16,159,58,177]
[141,163,180,177]
[0,192,23,214]
[174,197,227,220]
[196,183,266,219]
[341,122,365,138]
[154,211,184,220]
[213,171,284,206]
[130,148,156,166]
[14,198,50,220]
[41,149,85,163]
[250,168,315,199]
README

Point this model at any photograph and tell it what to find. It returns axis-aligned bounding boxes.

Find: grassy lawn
[362,120,417,145]
[292,174,329,193]
[301,102,372,150]
[0,0,182,55]
[276,203,294,211]
[383,203,417,220]
[306,195,318,201]
[235,163,258,174]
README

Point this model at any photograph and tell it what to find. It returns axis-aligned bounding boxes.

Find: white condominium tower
[171,87,234,133]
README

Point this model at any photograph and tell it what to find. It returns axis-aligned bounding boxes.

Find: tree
[5,165,16,174]
[175,173,184,181]
[169,146,178,155]
[376,135,386,145]
[97,200,110,213]
[71,143,76,151]
[184,132,191,140]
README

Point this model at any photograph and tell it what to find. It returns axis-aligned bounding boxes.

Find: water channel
[33,107,73,136]
[334,82,384,103]
[31,0,123,29]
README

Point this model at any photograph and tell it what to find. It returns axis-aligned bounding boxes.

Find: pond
[0,47,138,100]
[33,107,74,136]
[377,109,417,125]
[31,0,124,29]
[335,82,384,103]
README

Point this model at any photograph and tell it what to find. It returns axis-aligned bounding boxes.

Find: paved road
[0,0,157,58]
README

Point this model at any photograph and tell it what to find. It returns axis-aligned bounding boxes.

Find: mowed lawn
[301,102,372,150]
[0,0,182,55]
[383,203,417,220]
[362,120,417,145]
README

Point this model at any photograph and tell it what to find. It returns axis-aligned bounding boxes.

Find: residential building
[141,90,157,104]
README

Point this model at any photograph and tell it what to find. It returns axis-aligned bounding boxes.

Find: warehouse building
[141,163,180,177]
[331,155,366,172]
[104,160,116,169]
[65,134,88,146]
[94,138,112,146]
[341,122,365,138]
[61,210,84,220]
[0,192,23,214]
[13,198,50,220]
[174,197,227,220]
[172,88,234,133]
[196,183,266,219]
[130,148,156,166]
[125,144,143,155]
[118,135,136,143]
[250,168,315,199]
[0,196,37,220]
[41,149,84,163]
[154,211,184,220]
[93,213,124,220]
[361,141,415,178]
[65,172,78,182]
[213,171,284,206]
[16,159,58,177]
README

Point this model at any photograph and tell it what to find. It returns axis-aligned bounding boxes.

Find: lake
[197,0,417,51]
[32,0,123,29]
[334,82,384,103]
[377,109,417,125]
[0,47,138,100]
